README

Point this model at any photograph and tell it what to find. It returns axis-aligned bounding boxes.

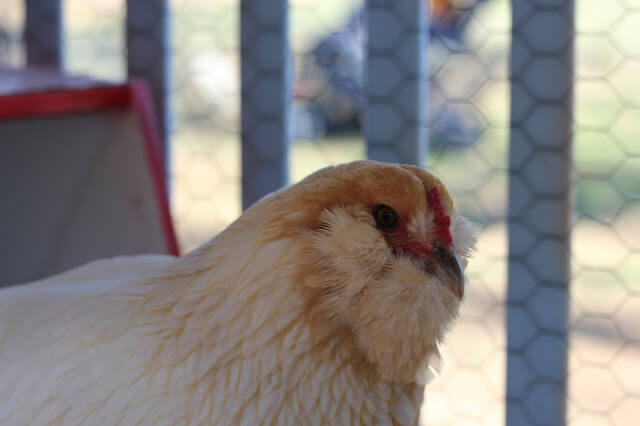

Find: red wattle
[428,187,453,248]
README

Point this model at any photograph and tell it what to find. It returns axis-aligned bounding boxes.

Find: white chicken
[0,160,477,425]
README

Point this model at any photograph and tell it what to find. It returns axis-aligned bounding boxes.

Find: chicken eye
[373,205,399,230]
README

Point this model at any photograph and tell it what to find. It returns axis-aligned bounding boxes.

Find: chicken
[0,160,477,425]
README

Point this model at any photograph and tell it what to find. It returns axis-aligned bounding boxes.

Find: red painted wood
[0,72,179,256]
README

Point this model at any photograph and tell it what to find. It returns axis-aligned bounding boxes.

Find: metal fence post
[507,1,574,424]
[24,0,63,69]
[364,0,428,167]
[240,0,291,209]
[126,0,172,181]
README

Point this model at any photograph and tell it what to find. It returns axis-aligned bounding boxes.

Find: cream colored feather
[0,160,477,425]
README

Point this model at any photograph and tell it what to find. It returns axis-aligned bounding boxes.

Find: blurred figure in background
[294,0,488,147]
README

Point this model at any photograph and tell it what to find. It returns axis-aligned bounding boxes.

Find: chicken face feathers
[298,207,459,384]
[251,160,478,384]
[451,214,478,268]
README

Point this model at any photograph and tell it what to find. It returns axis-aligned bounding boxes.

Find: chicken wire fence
[0,0,639,424]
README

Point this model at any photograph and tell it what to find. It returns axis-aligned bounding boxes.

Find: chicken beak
[435,246,464,299]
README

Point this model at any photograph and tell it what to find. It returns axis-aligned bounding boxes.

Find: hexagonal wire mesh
[569,1,640,424]
[0,0,638,424]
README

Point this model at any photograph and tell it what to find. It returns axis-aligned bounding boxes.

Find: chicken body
[0,161,476,425]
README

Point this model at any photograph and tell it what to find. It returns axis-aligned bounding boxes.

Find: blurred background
[0,0,638,424]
